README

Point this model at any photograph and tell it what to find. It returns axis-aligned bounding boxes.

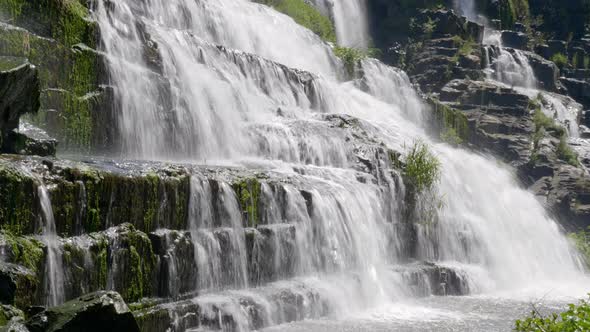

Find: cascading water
[38,184,65,307]
[93,0,587,330]
[310,0,370,48]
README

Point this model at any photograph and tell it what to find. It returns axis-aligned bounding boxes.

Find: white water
[94,0,587,329]
[484,30,538,89]
[310,0,370,48]
[38,185,65,306]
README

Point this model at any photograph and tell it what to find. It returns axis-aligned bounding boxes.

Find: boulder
[562,77,590,106]
[523,51,560,91]
[2,122,57,157]
[25,291,140,332]
[0,263,38,310]
[501,31,528,50]
[0,59,40,153]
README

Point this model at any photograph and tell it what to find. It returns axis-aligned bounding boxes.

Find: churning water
[91,0,588,330]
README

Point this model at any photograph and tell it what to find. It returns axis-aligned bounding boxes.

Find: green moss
[430,100,469,142]
[557,136,580,167]
[1,230,44,272]
[0,164,36,235]
[531,102,579,167]
[0,1,99,151]
[233,178,262,227]
[255,0,336,43]
[570,227,590,267]
[119,228,157,302]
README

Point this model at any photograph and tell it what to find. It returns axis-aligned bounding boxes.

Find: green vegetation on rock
[515,295,590,331]
[430,99,469,144]
[531,102,579,167]
[254,0,336,43]
[0,164,36,235]
[551,53,569,69]
[233,178,262,227]
[404,141,441,193]
[0,0,99,151]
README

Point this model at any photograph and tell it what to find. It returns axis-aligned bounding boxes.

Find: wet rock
[2,122,57,157]
[544,165,590,229]
[561,77,590,106]
[0,263,38,310]
[439,79,534,166]
[0,60,40,154]
[523,51,560,91]
[25,291,140,332]
[414,10,484,43]
[501,30,528,50]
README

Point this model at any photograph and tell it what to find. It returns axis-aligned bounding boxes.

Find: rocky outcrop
[523,51,560,91]
[25,291,140,332]
[501,30,528,50]
[439,79,534,166]
[0,1,107,153]
[0,59,40,153]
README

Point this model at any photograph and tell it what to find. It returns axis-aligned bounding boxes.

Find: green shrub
[255,0,336,43]
[515,296,590,331]
[551,53,569,69]
[334,46,367,77]
[531,105,579,166]
[404,141,441,193]
[557,136,580,167]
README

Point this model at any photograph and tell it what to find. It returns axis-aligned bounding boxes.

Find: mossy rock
[0,263,39,310]
[232,178,262,227]
[0,2,101,152]
[24,291,140,332]
[0,163,37,235]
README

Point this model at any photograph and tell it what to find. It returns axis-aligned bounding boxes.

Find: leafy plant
[404,141,441,193]
[551,53,569,69]
[515,296,590,331]
[557,136,580,167]
[255,0,336,43]
[334,46,367,77]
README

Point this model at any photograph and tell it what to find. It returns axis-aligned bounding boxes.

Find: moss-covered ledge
[0,0,103,152]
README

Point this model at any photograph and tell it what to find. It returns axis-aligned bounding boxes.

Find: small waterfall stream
[37,184,65,306]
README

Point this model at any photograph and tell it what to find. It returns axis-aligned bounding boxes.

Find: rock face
[25,291,140,332]
[0,1,109,153]
[0,60,40,152]
[439,79,534,166]
[501,30,528,50]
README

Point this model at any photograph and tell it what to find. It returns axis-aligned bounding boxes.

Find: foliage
[569,228,590,266]
[515,296,590,331]
[551,53,569,69]
[334,46,367,77]
[557,136,580,167]
[404,141,441,193]
[255,0,336,43]
[531,101,579,167]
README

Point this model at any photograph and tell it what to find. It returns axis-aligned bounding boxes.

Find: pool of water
[262,293,582,332]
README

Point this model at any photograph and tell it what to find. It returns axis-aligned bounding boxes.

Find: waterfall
[38,185,65,306]
[311,0,370,48]
[484,31,538,89]
[93,0,586,328]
